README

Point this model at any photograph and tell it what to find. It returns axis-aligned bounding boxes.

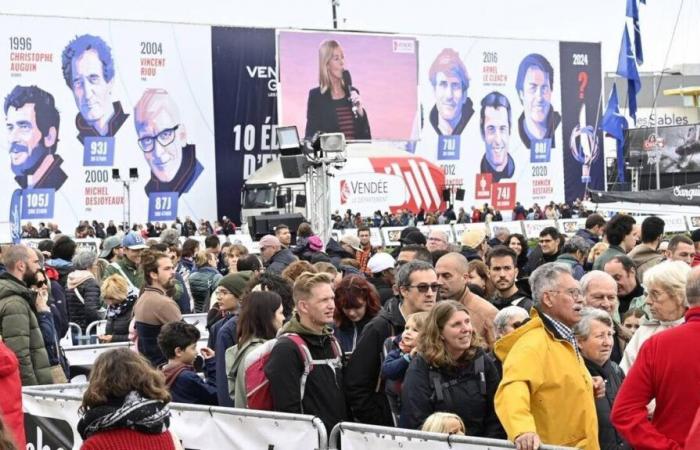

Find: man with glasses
[495,262,602,450]
[134,88,202,196]
[523,226,562,276]
[436,252,498,348]
[345,260,436,426]
[0,245,53,385]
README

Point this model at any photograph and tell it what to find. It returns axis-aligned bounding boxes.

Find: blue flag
[9,189,22,244]
[616,24,641,124]
[602,84,629,183]
[626,0,643,65]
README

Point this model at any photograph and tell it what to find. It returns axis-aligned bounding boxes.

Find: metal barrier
[64,338,209,368]
[328,422,577,450]
[183,312,209,338]
[23,384,328,450]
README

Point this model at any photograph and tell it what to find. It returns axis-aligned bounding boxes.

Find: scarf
[77,391,170,441]
[106,292,137,319]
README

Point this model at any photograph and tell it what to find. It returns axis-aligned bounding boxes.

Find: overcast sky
[2,0,697,74]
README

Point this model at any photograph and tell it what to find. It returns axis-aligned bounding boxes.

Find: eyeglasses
[34,281,46,288]
[405,283,441,293]
[548,288,583,299]
[138,125,179,153]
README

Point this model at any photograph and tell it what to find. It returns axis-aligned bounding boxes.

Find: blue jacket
[214,315,239,406]
[333,314,372,354]
[163,357,218,406]
[382,335,411,381]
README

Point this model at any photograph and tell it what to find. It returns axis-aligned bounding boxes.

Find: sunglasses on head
[406,283,441,293]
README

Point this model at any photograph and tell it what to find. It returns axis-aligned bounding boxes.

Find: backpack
[428,354,487,411]
[244,333,343,411]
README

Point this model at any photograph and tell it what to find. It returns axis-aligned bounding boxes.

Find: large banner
[559,42,605,202]
[0,15,216,231]
[277,30,419,141]
[212,27,278,224]
[414,37,564,211]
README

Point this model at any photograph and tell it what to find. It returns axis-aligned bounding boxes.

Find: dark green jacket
[103,257,144,290]
[0,273,53,385]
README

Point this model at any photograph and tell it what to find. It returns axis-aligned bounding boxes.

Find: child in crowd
[622,308,645,334]
[158,322,218,406]
[382,311,428,425]
[421,412,466,435]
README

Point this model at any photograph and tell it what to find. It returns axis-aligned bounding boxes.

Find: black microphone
[342,69,358,118]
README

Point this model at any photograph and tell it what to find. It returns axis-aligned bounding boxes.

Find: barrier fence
[328,422,577,450]
[23,384,327,450]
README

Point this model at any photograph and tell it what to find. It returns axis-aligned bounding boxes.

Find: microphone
[342,69,358,118]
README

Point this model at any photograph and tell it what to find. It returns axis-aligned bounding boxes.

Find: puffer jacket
[584,358,631,450]
[188,267,222,313]
[45,258,74,289]
[494,308,599,450]
[65,270,104,332]
[344,296,406,426]
[325,239,355,269]
[265,248,297,275]
[0,341,25,448]
[0,273,53,385]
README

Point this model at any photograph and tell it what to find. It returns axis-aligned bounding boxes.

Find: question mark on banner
[578,72,589,100]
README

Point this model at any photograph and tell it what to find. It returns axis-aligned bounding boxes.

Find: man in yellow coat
[495,262,601,450]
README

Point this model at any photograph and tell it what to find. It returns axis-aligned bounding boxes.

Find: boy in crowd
[158,321,218,406]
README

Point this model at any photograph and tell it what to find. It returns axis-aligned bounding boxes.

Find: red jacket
[686,406,700,449]
[0,341,25,449]
[81,428,175,450]
[611,307,700,450]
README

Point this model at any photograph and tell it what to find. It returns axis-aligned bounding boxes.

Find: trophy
[570,103,600,183]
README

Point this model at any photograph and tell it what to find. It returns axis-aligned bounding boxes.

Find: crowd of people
[2,212,700,449]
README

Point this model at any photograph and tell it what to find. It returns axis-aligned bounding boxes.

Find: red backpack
[244,333,343,411]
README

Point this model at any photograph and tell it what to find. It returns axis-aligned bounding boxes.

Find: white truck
[240,143,447,224]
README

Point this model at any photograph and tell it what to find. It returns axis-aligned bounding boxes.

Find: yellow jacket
[494,308,599,450]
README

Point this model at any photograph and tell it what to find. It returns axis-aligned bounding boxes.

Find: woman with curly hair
[399,301,504,437]
[332,275,380,353]
[507,233,529,275]
[77,348,183,449]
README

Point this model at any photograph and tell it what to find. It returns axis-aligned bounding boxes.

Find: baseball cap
[100,235,122,258]
[122,231,147,250]
[340,235,362,251]
[259,235,281,249]
[367,252,396,274]
[460,227,487,249]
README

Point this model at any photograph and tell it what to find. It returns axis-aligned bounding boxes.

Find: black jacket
[522,246,560,277]
[368,276,394,306]
[324,239,355,269]
[460,246,483,262]
[65,277,103,332]
[105,298,135,343]
[264,324,347,433]
[265,248,297,275]
[305,87,371,140]
[491,289,534,313]
[584,358,631,450]
[344,296,405,426]
[399,351,505,438]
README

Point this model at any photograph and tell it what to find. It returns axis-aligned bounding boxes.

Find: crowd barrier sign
[328,422,576,450]
[23,384,328,450]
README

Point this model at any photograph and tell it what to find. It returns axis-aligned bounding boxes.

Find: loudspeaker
[295,194,306,208]
[455,188,465,201]
[129,168,138,179]
[248,213,306,240]
[280,155,308,178]
[442,189,451,202]
[111,168,120,180]
[276,195,286,208]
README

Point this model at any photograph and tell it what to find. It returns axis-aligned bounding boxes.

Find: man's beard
[10,141,50,176]
[22,267,38,287]
[164,277,177,297]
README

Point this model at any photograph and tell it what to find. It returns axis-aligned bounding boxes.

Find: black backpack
[428,354,487,411]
